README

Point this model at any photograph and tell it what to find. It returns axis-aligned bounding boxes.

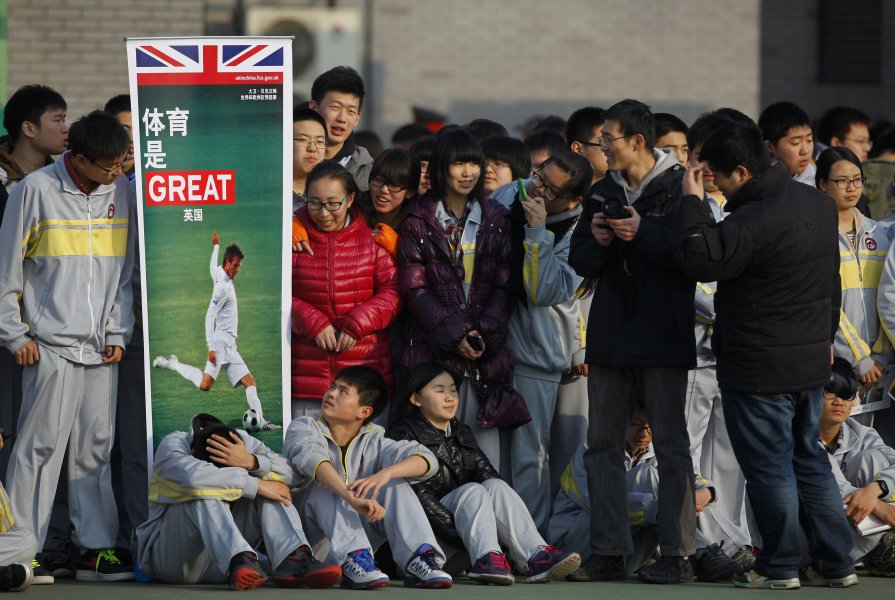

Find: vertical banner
[127,38,292,453]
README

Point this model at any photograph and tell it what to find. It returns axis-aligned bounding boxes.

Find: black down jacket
[388,412,499,548]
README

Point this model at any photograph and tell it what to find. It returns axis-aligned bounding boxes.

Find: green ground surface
[20,576,895,599]
[140,84,286,451]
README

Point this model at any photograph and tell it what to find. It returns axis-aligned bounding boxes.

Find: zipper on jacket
[323,429,362,484]
[83,198,96,363]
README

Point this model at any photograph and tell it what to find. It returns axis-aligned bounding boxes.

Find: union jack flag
[134,42,286,86]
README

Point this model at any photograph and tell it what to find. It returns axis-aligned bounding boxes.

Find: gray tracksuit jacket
[284,417,437,484]
[824,418,895,502]
[0,157,135,363]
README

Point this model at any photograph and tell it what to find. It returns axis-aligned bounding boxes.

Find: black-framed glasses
[531,170,566,202]
[370,177,407,193]
[628,421,652,435]
[599,133,633,147]
[307,193,351,212]
[293,136,326,149]
[91,158,128,175]
[578,140,604,148]
[830,176,866,190]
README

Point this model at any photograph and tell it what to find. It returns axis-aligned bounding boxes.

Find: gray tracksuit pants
[299,478,445,569]
[0,482,37,565]
[6,349,119,550]
[440,478,543,570]
[685,366,754,553]
[147,496,308,583]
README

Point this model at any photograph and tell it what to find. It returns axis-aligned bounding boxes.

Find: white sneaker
[152,354,178,369]
[340,549,389,590]
[29,557,54,585]
[733,569,800,590]
[800,567,858,588]
[404,544,452,588]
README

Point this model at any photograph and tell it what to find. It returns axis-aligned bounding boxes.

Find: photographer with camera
[673,120,856,589]
[568,100,699,584]
[820,359,895,577]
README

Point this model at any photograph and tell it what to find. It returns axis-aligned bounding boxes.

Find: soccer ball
[242,409,261,432]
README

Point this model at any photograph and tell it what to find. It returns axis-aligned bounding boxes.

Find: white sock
[246,385,264,419]
[172,362,204,388]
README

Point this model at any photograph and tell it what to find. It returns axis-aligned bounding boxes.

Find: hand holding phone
[466,334,485,353]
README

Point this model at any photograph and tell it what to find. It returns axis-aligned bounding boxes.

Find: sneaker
[0,563,32,592]
[638,555,694,584]
[567,554,625,582]
[733,569,800,589]
[693,543,744,582]
[29,556,54,585]
[152,354,178,369]
[404,544,452,588]
[38,550,74,578]
[341,549,390,590]
[272,546,342,588]
[866,532,895,577]
[467,551,514,586]
[525,545,581,583]
[800,566,858,588]
[730,545,757,572]
[258,418,282,431]
[75,548,135,582]
[227,551,267,591]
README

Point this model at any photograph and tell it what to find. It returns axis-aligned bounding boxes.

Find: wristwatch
[877,480,889,499]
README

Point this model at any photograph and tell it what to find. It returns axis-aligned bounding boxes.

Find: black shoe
[866,532,895,577]
[38,550,74,579]
[693,543,745,582]
[567,554,626,582]
[227,551,267,591]
[75,548,135,582]
[272,546,342,588]
[29,556,53,585]
[0,563,32,592]
[638,555,694,584]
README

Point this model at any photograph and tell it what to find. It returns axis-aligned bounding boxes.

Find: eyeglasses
[485,160,511,171]
[307,193,351,212]
[628,421,652,434]
[830,176,866,190]
[370,177,407,193]
[577,140,604,148]
[293,136,326,149]
[844,137,873,150]
[531,170,569,202]
[91,158,128,175]
[598,133,633,147]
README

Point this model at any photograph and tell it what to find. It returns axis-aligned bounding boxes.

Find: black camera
[827,357,859,400]
[601,196,629,219]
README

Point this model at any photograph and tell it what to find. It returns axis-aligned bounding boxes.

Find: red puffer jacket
[291,206,400,400]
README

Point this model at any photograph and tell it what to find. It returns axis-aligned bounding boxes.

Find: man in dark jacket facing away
[568,99,698,584]
[674,121,856,589]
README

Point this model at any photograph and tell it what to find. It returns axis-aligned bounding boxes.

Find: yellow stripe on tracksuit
[559,461,589,509]
[0,486,14,532]
[461,242,476,286]
[149,474,244,503]
[839,310,872,363]
[23,218,129,259]
[523,240,540,304]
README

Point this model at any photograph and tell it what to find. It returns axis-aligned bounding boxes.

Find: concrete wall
[7,0,762,139]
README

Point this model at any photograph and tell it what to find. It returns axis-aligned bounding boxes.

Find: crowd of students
[1,64,895,593]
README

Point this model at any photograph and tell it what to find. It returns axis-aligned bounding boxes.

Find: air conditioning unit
[244,7,362,100]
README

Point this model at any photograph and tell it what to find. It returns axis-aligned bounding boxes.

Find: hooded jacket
[333,133,374,191]
[569,150,696,367]
[388,412,499,547]
[0,157,135,363]
[136,428,298,576]
[291,205,400,399]
[674,163,841,393]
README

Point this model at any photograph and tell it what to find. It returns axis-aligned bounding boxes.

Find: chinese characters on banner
[126,38,292,458]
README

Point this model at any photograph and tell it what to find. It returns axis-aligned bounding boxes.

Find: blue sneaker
[525,545,581,583]
[340,549,389,590]
[404,544,452,588]
[468,551,514,585]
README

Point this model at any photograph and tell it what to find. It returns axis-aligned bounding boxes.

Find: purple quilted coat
[396,194,531,429]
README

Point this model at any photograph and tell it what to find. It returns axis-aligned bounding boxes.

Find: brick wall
[7,0,761,139]
[7,0,204,121]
